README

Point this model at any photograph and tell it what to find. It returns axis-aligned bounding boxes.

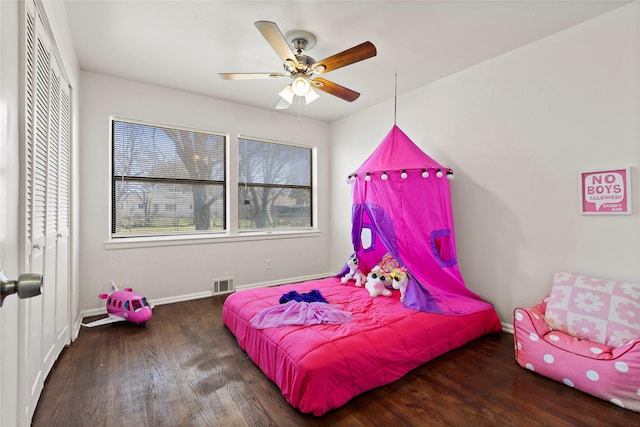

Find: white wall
[330,3,640,324]
[78,72,331,313]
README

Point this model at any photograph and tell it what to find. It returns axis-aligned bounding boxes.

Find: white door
[1,1,22,425]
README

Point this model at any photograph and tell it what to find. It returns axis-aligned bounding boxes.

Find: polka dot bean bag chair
[513,272,640,412]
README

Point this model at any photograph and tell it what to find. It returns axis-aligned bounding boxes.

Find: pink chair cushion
[544,272,640,348]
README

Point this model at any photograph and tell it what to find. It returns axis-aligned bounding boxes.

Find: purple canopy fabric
[347,125,493,315]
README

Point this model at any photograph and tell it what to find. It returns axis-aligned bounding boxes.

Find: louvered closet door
[55,75,71,363]
[41,51,61,378]
[20,1,71,423]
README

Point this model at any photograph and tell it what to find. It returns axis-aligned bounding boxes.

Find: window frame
[237,135,314,232]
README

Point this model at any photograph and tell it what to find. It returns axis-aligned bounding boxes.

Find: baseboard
[148,291,213,306]
[502,322,514,334]
[72,315,83,341]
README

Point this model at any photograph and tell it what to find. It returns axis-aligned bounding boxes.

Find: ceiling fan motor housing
[283,54,316,75]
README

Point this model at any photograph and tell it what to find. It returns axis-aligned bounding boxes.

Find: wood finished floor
[33,295,639,426]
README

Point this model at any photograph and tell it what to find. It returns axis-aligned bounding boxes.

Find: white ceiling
[63,1,629,123]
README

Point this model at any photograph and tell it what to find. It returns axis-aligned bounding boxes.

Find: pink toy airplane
[82,281,153,327]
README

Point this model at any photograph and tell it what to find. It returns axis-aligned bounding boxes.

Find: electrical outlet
[266,259,272,270]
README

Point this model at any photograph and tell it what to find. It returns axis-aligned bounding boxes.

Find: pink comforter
[223,277,502,415]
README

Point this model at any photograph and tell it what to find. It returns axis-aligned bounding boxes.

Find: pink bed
[222,277,502,415]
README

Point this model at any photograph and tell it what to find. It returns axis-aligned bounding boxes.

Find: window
[238,137,312,230]
[112,119,226,236]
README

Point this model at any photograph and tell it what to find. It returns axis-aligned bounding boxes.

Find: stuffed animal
[378,253,400,274]
[365,266,393,298]
[341,253,366,287]
[389,267,409,302]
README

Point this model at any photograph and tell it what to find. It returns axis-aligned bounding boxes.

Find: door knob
[0,270,43,307]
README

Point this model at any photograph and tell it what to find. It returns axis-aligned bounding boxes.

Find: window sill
[104,229,321,250]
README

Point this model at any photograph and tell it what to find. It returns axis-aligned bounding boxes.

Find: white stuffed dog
[341,253,366,287]
[365,266,393,297]
[389,267,409,302]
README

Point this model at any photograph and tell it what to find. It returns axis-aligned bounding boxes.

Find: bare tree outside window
[112,120,226,236]
[238,138,312,230]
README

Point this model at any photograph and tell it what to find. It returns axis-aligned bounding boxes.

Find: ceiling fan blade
[311,77,360,102]
[311,41,377,74]
[254,21,300,69]
[219,73,285,80]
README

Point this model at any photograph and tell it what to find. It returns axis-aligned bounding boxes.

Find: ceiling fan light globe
[278,86,295,104]
[291,75,311,96]
[305,88,320,105]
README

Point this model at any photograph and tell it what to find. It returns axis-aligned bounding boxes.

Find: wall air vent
[212,277,235,295]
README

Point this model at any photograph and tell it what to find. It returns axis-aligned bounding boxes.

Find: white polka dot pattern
[586,370,599,381]
[615,362,629,373]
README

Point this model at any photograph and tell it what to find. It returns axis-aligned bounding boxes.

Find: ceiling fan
[219,21,377,110]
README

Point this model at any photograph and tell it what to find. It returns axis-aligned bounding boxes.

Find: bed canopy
[346,125,493,315]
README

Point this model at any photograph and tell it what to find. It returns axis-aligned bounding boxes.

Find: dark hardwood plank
[33,295,640,426]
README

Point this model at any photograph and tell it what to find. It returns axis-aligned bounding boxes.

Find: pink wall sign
[580,168,631,214]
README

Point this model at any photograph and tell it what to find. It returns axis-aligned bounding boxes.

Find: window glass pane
[112,120,226,236]
[113,121,224,181]
[239,186,311,230]
[238,137,312,231]
[114,180,224,234]
[239,138,310,186]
